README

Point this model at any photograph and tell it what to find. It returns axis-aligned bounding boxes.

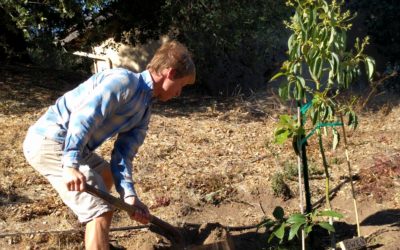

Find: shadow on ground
[361,209,400,227]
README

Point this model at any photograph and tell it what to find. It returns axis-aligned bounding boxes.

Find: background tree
[0,0,106,67]
[0,0,289,95]
[163,0,289,95]
[0,6,30,62]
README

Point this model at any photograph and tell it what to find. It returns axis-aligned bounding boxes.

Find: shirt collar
[140,70,154,90]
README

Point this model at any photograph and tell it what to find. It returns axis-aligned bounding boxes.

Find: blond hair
[147,40,195,79]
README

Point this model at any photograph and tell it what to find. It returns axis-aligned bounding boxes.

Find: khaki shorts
[23,131,113,223]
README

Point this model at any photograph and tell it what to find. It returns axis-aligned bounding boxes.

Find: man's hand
[63,167,86,191]
[124,196,150,224]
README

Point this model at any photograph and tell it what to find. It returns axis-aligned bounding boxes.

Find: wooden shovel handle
[84,185,183,245]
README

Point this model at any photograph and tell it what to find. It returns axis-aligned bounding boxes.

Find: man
[23,40,196,249]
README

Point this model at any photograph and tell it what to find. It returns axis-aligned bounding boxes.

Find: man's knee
[87,211,113,227]
[95,210,113,223]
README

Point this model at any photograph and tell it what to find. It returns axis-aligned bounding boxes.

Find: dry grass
[0,64,399,249]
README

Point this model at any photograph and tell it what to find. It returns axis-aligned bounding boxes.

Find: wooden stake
[340,115,361,237]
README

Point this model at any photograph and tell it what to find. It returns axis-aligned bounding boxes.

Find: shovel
[85,184,185,248]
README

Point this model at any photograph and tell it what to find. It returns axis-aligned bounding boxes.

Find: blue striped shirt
[30,68,153,198]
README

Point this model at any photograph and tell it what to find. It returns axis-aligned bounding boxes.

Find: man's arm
[62,73,131,168]
[62,73,130,190]
[110,108,151,199]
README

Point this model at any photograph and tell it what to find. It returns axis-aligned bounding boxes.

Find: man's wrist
[64,164,79,169]
[124,194,137,200]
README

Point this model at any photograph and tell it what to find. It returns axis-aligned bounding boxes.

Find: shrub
[271,172,292,200]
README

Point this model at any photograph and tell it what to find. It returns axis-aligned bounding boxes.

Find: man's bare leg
[85,211,113,250]
[101,167,114,191]
[85,167,115,249]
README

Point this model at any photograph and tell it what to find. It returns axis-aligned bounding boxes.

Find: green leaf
[318,210,344,219]
[270,72,287,82]
[313,57,323,79]
[298,12,305,31]
[296,75,306,88]
[287,214,307,224]
[312,26,319,42]
[290,43,300,60]
[304,224,313,236]
[293,63,301,74]
[311,6,317,26]
[278,114,293,127]
[347,111,358,130]
[365,56,375,81]
[327,27,336,47]
[337,70,344,86]
[347,111,353,125]
[288,222,304,240]
[311,108,319,125]
[321,105,328,121]
[274,222,286,240]
[331,52,339,75]
[278,84,289,100]
[258,218,275,230]
[288,34,295,53]
[327,105,334,118]
[268,229,276,243]
[322,27,329,44]
[343,72,348,88]
[273,206,285,220]
[295,81,304,100]
[318,222,335,232]
[275,129,290,144]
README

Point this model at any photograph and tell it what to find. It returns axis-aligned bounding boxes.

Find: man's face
[157,73,195,102]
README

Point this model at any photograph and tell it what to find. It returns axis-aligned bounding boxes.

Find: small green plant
[283,161,298,180]
[259,206,344,244]
[272,0,375,146]
[271,172,292,200]
[283,160,324,180]
[268,0,376,247]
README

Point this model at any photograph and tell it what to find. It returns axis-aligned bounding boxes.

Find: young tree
[270,0,375,247]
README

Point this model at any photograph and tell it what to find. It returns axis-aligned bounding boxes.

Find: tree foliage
[1,0,289,94]
[270,1,375,247]
[0,6,30,61]
[0,0,171,67]
[0,0,98,41]
[0,0,106,66]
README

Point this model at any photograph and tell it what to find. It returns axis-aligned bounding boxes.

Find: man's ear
[166,68,176,80]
